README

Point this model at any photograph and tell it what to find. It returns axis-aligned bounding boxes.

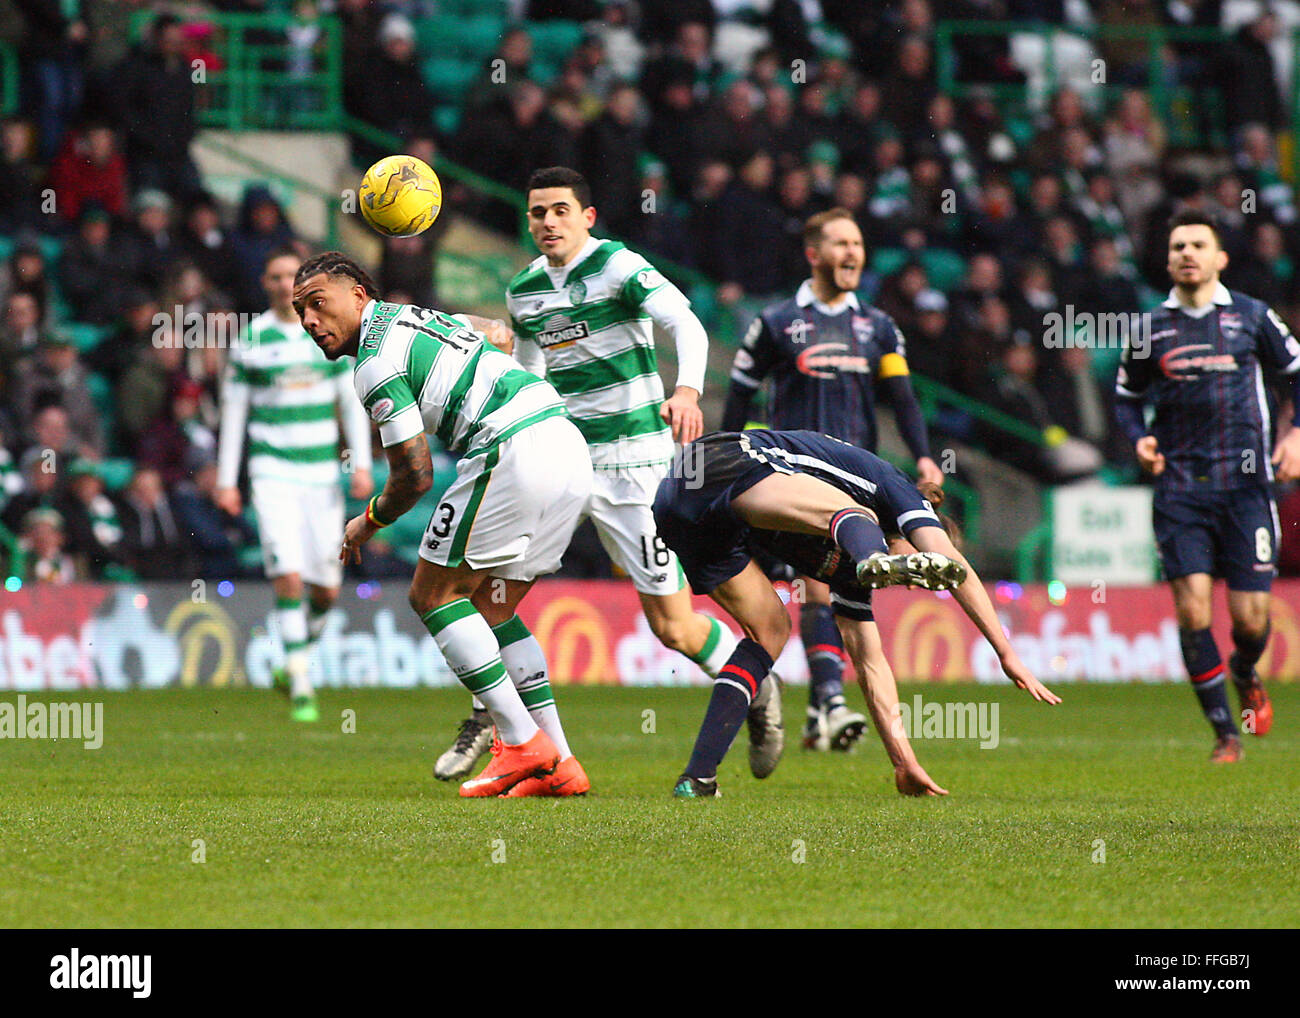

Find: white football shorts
[250,476,345,588]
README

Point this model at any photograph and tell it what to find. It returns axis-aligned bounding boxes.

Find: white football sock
[690,616,739,678]
[492,614,572,759]
[277,598,312,698]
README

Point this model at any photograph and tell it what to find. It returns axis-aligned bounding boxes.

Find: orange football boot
[1210,734,1243,763]
[1237,682,1273,736]
[502,754,590,797]
[459,729,560,798]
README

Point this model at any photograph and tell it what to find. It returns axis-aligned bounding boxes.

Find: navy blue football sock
[828,507,887,564]
[1180,628,1237,738]
[1229,623,1270,683]
[684,638,775,779]
[801,603,846,710]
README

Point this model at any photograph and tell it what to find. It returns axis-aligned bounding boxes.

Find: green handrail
[0,520,26,583]
[0,43,17,118]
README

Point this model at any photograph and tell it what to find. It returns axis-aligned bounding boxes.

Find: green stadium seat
[435,0,510,16]
[0,236,14,263]
[98,458,135,492]
[871,247,909,279]
[421,57,479,100]
[526,21,583,65]
[434,15,507,61]
[434,105,462,136]
[64,322,112,353]
[919,249,967,291]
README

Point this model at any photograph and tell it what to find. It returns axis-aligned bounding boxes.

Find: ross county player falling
[723,208,942,753]
[1115,210,1300,762]
[293,251,593,797]
[217,246,374,722]
[433,166,783,786]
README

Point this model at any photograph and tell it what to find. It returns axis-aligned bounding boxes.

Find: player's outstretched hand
[1271,426,1300,482]
[340,512,378,564]
[1135,435,1165,476]
[1002,653,1061,704]
[480,318,514,355]
[894,761,949,797]
[661,386,703,445]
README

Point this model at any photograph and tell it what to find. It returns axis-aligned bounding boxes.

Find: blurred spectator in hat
[57,458,127,579]
[47,121,128,224]
[463,26,534,114]
[626,157,693,267]
[581,81,645,237]
[2,237,51,314]
[137,376,216,487]
[11,329,103,458]
[117,465,195,580]
[645,72,709,197]
[19,506,79,584]
[13,0,89,162]
[353,15,435,144]
[880,34,936,138]
[60,200,140,324]
[84,286,157,387]
[0,116,45,234]
[717,151,787,302]
[641,21,720,108]
[875,260,930,339]
[130,188,178,291]
[112,13,202,200]
[0,289,46,362]
[2,442,64,533]
[172,449,256,580]
[180,193,241,298]
[230,184,296,312]
[1218,9,1285,135]
[908,288,959,388]
[116,327,189,453]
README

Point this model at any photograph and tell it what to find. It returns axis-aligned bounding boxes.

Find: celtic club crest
[568,279,587,304]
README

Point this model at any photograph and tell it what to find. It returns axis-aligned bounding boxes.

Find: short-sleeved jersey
[225,310,352,485]
[1115,285,1300,491]
[729,283,911,452]
[352,300,567,457]
[505,237,682,469]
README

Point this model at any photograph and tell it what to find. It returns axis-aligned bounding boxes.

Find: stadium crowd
[2,0,1300,585]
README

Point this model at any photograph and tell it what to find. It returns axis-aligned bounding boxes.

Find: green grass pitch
[1,683,1297,928]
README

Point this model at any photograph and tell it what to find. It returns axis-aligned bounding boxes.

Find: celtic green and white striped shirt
[506,237,695,470]
[353,300,567,455]
[218,310,372,488]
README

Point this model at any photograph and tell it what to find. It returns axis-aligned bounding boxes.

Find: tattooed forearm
[375,435,433,522]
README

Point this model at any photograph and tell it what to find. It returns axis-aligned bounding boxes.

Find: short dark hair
[526,166,592,209]
[293,251,380,299]
[1167,208,1223,248]
[803,207,858,247]
[264,244,302,271]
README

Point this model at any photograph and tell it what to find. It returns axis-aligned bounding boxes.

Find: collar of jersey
[544,236,603,286]
[1162,282,1231,318]
[359,298,378,339]
[796,278,860,315]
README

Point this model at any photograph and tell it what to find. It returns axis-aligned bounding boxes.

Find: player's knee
[648,614,694,654]
[746,612,790,662]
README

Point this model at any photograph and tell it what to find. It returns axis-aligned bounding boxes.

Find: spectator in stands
[760,84,812,174]
[2,238,51,314]
[832,171,870,240]
[136,377,215,487]
[581,81,644,238]
[57,458,127,579]
[84,285,156,387]
[776,166,821,282]
[0,116,45,234]
[172,450,255,580]
[867,133,912,245]
[463,26,535,114]
[1042,214,1088,307]
[46,121,128,225]
[645,72,709,197]
[953,293,1012,396]
[116,465,194,580]
[875,260,930,339]
[2,442,63,533]
[14,0,89,162]
[10,330,103,458]
[229,184,295,312]
[1219,9,1285,137]
[1078,236,1140,319]
[60,201,139,324]
[116,329,188,453]
[1038,344,1122,466]
[1228,220,1294,312]
[835,81,891,178]
[716,150,788,303]
[641,21,720,112]
[0,289,46,361]
[879,34,935,139]
[907,288,959,388]
[112,13,201,200]
[698,79,770,172]
[19,506,79,584]
[1234,123,1296,226]
[130,189,180,292]
[354,15,436,143]
[179,193,241,299]
[968,174,1034,260]
[625,157,693,267]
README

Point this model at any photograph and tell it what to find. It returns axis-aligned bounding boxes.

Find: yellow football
[358,155,442,238]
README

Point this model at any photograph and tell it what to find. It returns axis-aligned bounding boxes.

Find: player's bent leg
[410,560,559,797]
[1226,589,1273,736]
[270,572,315,718]
[798,576,865,752]
[675,562,791,798]
[1170,574,1240,758]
